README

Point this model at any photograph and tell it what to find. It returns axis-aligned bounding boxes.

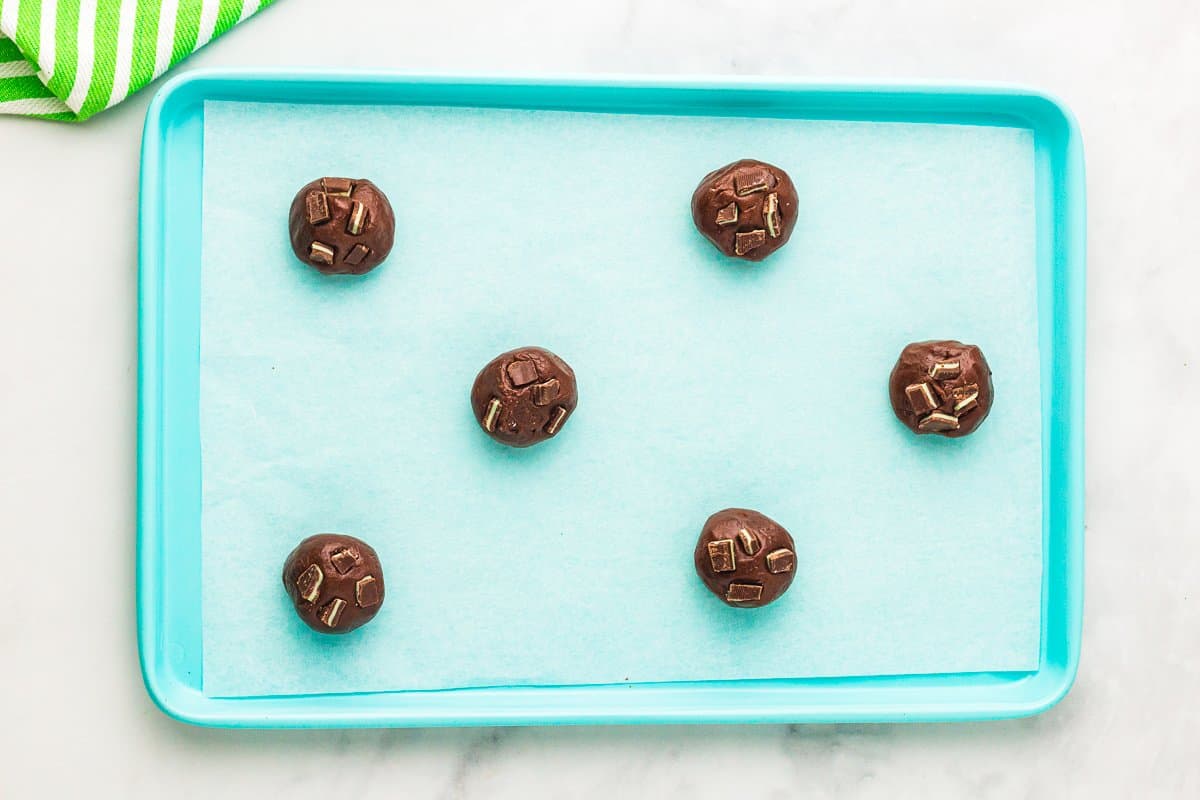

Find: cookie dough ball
[288,177,395,275]
[282,534,385,634]
[691,159,798,261]
[888,340,994,438]
[470,346,578,448]
[694,508,797,608]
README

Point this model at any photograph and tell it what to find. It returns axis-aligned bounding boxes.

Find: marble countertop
[1,0,1196,796]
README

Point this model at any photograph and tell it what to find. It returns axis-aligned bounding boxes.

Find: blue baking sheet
[199,100,1042,698]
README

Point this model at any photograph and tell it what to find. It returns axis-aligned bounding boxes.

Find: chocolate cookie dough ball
[888,340,994,438]
[470,347,578,448]
[288,177,395,275]
[691,159,798,261]
[282,534,385,634]
[694,508,796,608]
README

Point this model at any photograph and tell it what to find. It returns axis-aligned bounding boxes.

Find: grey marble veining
[0,0,1197,797]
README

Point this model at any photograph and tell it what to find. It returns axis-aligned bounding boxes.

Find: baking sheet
[200,101,1042,697]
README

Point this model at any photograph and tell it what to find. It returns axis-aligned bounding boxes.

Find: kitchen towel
[0,0,275,120]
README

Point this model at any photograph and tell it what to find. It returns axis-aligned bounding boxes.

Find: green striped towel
[0,0,275,121]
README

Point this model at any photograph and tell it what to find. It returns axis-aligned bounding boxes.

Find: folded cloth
[0,0,275,121]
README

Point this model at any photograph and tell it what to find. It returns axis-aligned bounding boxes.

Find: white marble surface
[0,0,1197,796]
